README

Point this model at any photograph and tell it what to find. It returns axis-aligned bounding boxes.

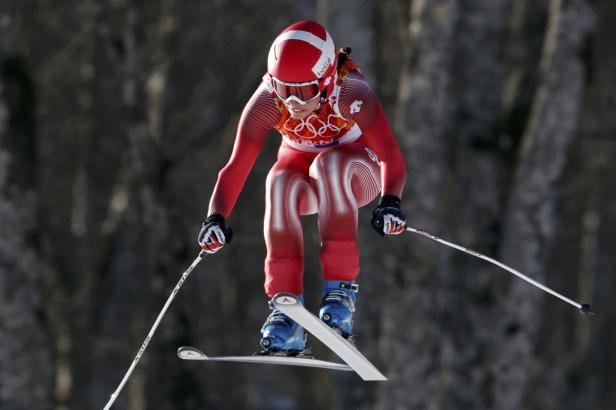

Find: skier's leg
[261,146,317,353]
[310,142,381,281]
[310,142,381,337]
[264,146,317,297]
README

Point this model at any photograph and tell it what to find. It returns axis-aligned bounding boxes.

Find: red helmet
[267,20,337,102]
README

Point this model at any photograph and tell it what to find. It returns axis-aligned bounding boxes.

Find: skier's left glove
[371,195,406,236]
[198,214,233,254]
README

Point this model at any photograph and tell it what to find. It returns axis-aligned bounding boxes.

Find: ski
[272,293,387,381]
[177,346,352,372]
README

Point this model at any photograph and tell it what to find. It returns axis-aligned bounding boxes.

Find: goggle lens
[271,79,320,103]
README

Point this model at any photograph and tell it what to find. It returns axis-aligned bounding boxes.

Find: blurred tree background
[0,0,614,409]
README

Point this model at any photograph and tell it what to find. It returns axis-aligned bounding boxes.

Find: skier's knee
[266,168,316,215]
[310,150,342,181]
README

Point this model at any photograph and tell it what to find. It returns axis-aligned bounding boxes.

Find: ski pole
[103,251,207,410]
[405,227,595,316]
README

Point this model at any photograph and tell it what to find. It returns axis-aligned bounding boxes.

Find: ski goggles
[270,77,321,105]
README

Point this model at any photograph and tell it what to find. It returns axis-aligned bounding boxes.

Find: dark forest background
[1,0,615,409]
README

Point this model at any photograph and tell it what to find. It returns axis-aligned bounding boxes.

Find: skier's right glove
[371,195,406,236]
[198,214,233,254]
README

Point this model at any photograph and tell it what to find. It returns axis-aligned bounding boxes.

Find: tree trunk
[0,46,54,410]
[377,1,459,408]
[493,1,595,409]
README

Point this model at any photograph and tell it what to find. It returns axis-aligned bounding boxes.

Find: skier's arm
[339,75,406,199]
[339,74,407,236]
[207,83,280,219]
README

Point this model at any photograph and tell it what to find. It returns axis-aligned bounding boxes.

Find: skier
[198,20,407,355]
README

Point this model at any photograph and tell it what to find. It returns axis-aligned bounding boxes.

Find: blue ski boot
[259,295,306,355]
[319,280,358,339]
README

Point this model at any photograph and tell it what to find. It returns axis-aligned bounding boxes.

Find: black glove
[198,214,233,254]
[371,195,406,236]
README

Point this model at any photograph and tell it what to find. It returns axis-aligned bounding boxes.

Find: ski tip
[579,304,595,316]
[177,346,207,360]
[272,292,300,307]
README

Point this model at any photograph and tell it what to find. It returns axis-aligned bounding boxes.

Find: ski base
[177,346,352,372]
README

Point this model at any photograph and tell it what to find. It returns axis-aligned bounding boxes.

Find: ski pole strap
[405,227,593,314]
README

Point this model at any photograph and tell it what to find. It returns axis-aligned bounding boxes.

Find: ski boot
[258,295,307,356]
[319,280,358,339]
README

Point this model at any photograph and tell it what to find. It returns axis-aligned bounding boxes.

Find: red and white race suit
[208,59,406,297]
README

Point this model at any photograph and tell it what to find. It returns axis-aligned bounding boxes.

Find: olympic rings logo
[283,113,344,141]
